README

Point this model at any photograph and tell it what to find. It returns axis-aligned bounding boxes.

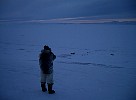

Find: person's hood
[41,49,50,53]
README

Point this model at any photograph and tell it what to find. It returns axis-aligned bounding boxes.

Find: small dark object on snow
[71,52,75,55]
[110,54,114,56]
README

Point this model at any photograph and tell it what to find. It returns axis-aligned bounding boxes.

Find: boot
[48,83,55,94]
[41,82,47,92]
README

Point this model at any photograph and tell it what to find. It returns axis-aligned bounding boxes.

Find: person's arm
[51,52,56,60]
[53,54,56,60]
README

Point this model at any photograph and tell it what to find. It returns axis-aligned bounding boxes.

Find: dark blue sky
[0,0,136,20]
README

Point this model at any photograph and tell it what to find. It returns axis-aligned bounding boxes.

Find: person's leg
[41,82,47,92]
[40,72,47,92]
[48,83,55,94]
[46,73,55,94]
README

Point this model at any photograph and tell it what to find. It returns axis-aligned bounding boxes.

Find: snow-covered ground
[0,23,136,100]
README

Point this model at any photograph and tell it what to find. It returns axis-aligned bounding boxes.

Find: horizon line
[0,17,136,24]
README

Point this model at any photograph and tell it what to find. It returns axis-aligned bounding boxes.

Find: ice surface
[0,23,136,100]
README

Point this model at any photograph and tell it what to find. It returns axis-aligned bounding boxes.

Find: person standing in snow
[39,45,56,94]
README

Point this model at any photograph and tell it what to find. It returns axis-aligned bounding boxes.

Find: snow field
[0,23,136,100]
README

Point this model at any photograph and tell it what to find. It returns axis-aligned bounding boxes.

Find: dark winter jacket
[39,49,56,74]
